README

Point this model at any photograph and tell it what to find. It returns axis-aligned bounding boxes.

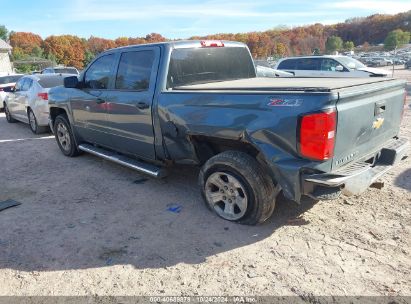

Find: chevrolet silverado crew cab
[48,40,409,225]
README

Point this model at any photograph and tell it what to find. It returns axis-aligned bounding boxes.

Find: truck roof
[102,40,247,54]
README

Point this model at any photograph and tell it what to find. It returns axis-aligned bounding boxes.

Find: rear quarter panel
[157,90,337,200]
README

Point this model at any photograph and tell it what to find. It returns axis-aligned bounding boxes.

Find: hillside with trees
[1,10,410,71]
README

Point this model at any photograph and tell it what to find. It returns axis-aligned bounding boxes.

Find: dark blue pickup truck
[48,40,409,225]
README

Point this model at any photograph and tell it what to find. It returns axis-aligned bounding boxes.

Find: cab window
[14,78,26,92]
[295,58,320,70]
[21,78,33,91]
[321,59,341,71]
[277,59,297,70]
[84,54,115,89]
[115,50,155,91]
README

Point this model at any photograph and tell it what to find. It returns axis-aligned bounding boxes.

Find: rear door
[104,47,160,160]
[5,78,24,115]
[10,78,32,121]
[70,53,117,147]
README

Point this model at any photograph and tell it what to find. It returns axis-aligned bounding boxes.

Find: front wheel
[54,114,81,157]
[199,151,278,225]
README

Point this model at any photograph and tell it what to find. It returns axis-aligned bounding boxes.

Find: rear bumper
[302,137,409,199]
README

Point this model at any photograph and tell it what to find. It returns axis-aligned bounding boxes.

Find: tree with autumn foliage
[3,10,411,73]
[43,35,85,69]
[87,36,116,55]
[9,32,43,56]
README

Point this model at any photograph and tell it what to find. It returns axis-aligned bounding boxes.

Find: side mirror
[335,65,344,72]
[3,86,15,93]
[64,76,79,88]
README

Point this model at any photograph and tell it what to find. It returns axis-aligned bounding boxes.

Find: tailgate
[332,79,406,170]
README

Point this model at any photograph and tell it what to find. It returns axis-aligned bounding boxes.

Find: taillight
[200,40,224,47]
[37,92,48,100]
[299,109,337,161]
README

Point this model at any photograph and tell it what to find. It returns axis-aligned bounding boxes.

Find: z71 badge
[267,97,302,107]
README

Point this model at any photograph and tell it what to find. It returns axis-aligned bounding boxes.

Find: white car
[275,55,389,77]
[4,74,69,134]
[255,65,294,78]
[0,74,24,110]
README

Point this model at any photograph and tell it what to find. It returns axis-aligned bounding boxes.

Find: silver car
[4,74,69,134]
[0,74,24,110]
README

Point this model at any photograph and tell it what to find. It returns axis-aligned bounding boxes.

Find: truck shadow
[0,127,318,272]
[394,168,411,192]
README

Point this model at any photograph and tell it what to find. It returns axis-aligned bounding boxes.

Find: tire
[198,151,278,225]
[28,109,47,134]
[4,103,17,123]
[53,114,81,157]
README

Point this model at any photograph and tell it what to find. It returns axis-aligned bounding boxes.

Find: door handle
[375,102,386,116]
[136,102,149,109]
[96,98,106,104]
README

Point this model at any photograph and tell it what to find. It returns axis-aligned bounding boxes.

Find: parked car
[256,65,294,78]
[275,55,389,77]
[4,74,69,133]
[405,59,411,69]
[41,66,79,75]
[0,74,24,110]
[49,40,408,224]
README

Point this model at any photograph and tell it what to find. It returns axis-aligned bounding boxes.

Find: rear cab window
[38,77,66,88]
[167,46,256,88]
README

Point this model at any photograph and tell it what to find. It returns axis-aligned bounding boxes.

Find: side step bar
[78,144,167,178]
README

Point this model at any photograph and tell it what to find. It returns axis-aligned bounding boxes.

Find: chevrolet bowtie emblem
[373,117,385,129]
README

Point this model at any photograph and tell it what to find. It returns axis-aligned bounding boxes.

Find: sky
[1,0,411,39]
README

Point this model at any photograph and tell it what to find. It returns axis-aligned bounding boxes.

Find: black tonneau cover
[174,77,400,92]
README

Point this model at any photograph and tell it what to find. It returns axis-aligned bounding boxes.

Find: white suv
[275,56,389,77]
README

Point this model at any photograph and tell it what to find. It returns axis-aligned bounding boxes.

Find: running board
[78,144,167,178]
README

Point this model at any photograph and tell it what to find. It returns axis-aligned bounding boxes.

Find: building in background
[0,39,13,75]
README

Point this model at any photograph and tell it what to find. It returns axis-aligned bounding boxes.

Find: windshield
[167,47,256,88]
[337,57,366,69]
[0,75,23,85]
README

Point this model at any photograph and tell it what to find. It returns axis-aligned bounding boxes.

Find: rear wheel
[4,103,17,123]
[28,109,47,134]
[54,114,81,157]
[199,151,278,225]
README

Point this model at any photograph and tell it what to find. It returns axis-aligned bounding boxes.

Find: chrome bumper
[303,137,409,197]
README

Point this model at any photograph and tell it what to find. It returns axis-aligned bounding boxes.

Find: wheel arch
[189,135,261,164]
[49,107,68,129]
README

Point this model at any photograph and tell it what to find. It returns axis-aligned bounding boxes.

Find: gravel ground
[0,76,410,297]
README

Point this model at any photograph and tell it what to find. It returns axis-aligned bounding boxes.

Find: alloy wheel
[205,171,248,221]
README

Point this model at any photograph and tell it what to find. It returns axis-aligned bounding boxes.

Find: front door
[104,47,160,160]
[71,53,117,148]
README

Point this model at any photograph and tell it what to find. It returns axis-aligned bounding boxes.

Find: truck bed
[174,77,402,92]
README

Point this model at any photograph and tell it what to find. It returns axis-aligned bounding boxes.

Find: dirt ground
[0,71,410,297]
